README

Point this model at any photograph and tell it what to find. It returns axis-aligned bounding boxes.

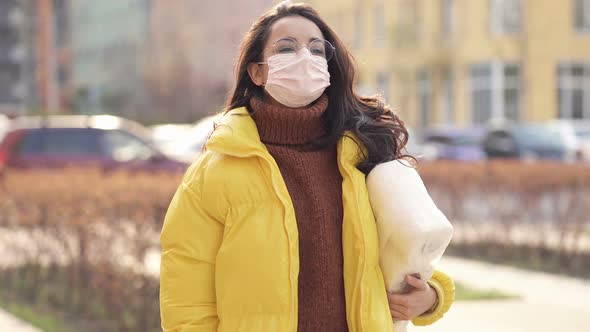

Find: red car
[0,115,189,172]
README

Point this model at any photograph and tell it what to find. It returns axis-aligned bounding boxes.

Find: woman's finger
[390,304,410,316]
[390,308,411,321]
[405,275,428,291]
[387,293,409,306]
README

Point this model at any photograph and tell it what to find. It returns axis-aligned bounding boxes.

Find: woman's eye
[311,48,325,55]
[278,46,296,53]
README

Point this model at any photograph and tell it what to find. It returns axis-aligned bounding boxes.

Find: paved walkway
[410,256,590,332]
[0,309,41,332]
[2,256,589,332]
[412,300,587,332]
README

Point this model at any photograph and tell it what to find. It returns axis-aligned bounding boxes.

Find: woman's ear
[247,62,266,87]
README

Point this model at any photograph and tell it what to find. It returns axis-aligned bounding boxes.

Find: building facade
[311,0,590,129]
[0,0,72,115]
[0,0,31,114]
[69,0,151,117]
[147,0,276,123]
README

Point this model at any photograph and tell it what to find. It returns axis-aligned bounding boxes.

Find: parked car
[150,115,218,164]
[0,115,189,172]
[405,127,439,162]
[150,123,194,162]
[483,122,577,162]
[422,126,487,161]
[548,119,590,162]
[0,113,10,143]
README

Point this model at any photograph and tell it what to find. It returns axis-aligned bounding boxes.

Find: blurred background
[0,1,589,332]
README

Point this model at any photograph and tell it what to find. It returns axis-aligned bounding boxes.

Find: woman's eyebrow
[279,36,322,44]
[280,36,322,42]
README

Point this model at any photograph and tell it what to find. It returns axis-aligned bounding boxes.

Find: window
[470,62,521,124]
[354,9,364,48]
[0,26,19,47]
[0,63,20,103]
[54,0,70,48]
[101,129,154,162]
[575,0,590,31]
[377,72,390,101]
[0,1,18,19]
[393,0,419,48]
[470,65,493,124]
[503,64,521,121]
[18,131,44,155]
[442,69,455,124]
[441,0,455,38]
[558,63,590,119]
[18,128,102,156]
[374,3,386,47]
[490,0,522,34]
[417,70,432,129]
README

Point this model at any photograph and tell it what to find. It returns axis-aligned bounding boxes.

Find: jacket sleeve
[411,270,455,326]
[160,178,225,332]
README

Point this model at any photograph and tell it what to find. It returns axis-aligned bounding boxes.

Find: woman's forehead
[268,16,324,44]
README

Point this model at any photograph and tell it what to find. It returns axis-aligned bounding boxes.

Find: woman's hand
[387,275,438,321]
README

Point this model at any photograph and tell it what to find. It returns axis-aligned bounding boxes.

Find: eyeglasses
[262,37,336,61]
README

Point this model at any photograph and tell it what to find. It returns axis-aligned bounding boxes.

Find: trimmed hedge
[0,161,588,330]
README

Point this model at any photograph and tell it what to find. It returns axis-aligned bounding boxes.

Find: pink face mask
[263,48,331,108]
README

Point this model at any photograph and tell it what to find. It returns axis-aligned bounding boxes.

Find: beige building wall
[311,0,590,129]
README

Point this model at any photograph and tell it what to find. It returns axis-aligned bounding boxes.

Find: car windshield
[426,132,482,146]
[101,130,155,161]
[513,124,565,148]
[452,135,482,146]
[19,128,102,156]
[574,128,590,140]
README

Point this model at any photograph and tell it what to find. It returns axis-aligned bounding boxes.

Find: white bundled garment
[366,159,453,332]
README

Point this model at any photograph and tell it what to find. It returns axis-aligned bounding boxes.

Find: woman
[160,2,454,331]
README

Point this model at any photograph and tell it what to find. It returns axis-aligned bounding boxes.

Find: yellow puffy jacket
[160,107,455,332]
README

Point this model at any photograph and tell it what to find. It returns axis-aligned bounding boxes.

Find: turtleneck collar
[249,94,329,145]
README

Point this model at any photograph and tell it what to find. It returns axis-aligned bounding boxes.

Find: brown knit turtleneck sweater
[250,95,349,332]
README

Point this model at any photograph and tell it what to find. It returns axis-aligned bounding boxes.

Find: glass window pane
[442,0,454,37]
[418,70,431,128]
[558,64,570,76]
[19,128,102,156]
[558,86,566,118]
[572,64,585,77]
[354,9,363,48]
[471,64,492,124]
[43,129,101,156]
[504,64,520,78]
[374,3,386,45]
[473,90,492,124]
[573,89,584,119]
[576,0,590,30]
[491,0,521,33]
[504,89,520,121]
[377,72,390,101]
[101,130,153,162]
[503,64,521,120]
[442,69,454,124]
[558,62,590,119]
[503,0,522,32]
[18,131,43,155]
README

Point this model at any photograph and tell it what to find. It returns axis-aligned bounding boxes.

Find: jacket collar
[207,106,365,167]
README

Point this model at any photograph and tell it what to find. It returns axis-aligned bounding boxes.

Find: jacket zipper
[235,150,298,331]
[262,158,298,332]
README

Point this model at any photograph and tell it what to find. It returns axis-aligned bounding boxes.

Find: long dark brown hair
[226,1,414,174]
